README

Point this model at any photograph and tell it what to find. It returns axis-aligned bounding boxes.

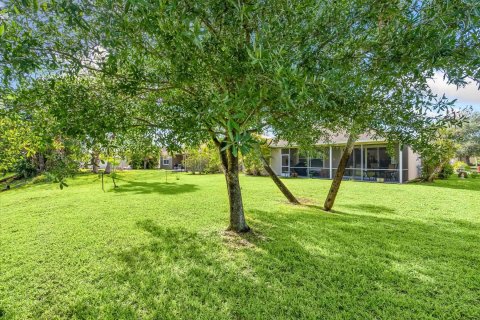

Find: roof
[270,132,387,148]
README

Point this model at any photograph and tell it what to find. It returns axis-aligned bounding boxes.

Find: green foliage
[13,158,37,179]
[129,154,157,170]
[419,128,458,181]
[185,144,221,174]
[241,153,265,176]
[29,174,47,184]
[453,161,470,172]
[0,115,36,172]
[1,0,479,229]
[455,112,480,158]
[241,143,270,176]
[438,163,454,179]
[44,152,79,189]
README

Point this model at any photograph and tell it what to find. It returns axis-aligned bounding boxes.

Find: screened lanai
[279,144,409,183]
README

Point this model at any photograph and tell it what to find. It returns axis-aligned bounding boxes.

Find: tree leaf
[33,0,39,12]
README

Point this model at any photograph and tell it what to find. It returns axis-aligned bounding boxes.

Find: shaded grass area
[1,171,479,319]
[0,172,17,181]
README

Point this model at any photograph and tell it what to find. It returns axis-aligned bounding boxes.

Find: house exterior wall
[269,141,421,183]
[407,146,422,181]
[159,156,173,169]
[159,154,185,170]
[270,148,282,176]
[97,159,130,170]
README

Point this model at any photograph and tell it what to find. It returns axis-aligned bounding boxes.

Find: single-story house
[270,133,422,183]
[158,150,186,170]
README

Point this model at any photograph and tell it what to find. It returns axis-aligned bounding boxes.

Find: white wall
[407,146,422,181]
[270,148,282,175]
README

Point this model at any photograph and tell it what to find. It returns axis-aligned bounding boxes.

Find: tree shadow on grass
[248,208,480,316]
[65,211,480,319]
[112,179,199,195]
[342,203,396,214]
[297,200,396,216]
[68,219,286,319]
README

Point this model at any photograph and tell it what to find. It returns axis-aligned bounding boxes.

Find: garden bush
[438,163,454,179]
[453,161,470,172]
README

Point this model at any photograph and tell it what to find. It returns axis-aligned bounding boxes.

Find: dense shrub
[241,143,270,176]
[438,163,454,179]
[44,153,80,188]
[453,161,470,172]
[129,154,158,169]
[185,144,222,174]
[13,158,38,179]
[242,152,267,176]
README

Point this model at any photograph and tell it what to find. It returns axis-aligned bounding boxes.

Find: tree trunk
[91,152,100,174]
[217,143,250,233]
[104,162,112,174]
[260,154,300,204]
[324,133,358,211]
[143,159,148,170]
[38,153,45,172]
[427,160,447,182]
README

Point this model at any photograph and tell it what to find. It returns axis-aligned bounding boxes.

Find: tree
[455,112,480,164]
[4,73,139,173]
[416,127,458,182]
[2,1,479,229]
[0,113,35,174]
[2,0,318,232]
[283,0,480,211]
[118,129,160,170]
[184,143,221,174]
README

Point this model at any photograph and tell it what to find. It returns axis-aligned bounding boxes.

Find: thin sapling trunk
[324,133,358,211]
[259,154,300,204]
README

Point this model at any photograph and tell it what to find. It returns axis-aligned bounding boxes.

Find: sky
[428,73,480,112]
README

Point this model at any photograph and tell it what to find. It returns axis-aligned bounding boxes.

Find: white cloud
[428,72,480,110]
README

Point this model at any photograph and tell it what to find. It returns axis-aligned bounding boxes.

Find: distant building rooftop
[270,132,386,148]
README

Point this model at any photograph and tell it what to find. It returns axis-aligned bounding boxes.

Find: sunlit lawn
[1,171,479,319]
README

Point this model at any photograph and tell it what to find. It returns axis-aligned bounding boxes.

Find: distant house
[158,149,186,170]
[269,133,421,183]
[97,159,130,170]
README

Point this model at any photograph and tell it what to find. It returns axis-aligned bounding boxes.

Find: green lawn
[1,171,479,319]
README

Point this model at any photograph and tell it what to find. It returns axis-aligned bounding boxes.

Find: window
[378,148,391,169]
[163,159,170,165]
[290,149,307,177]
[366,148,378,169]
[346,147,362,169]
[281,150,290,173]
[309,149,324,168]
[365,147,393,169]
[294,150,308,168]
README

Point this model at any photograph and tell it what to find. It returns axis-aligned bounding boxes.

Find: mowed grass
[1,171,479,319]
